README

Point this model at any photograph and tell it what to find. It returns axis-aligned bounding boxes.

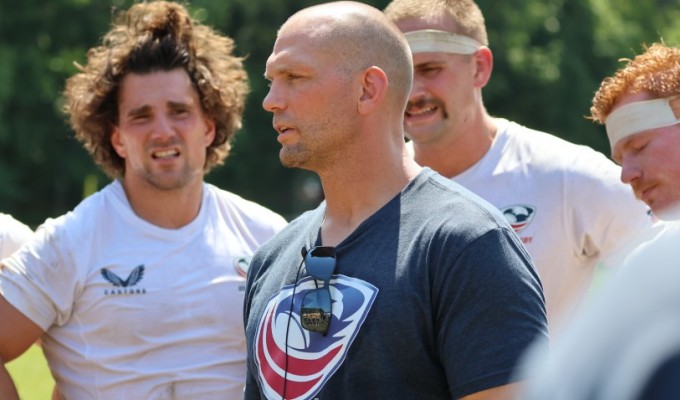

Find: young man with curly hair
[0,2,286,399]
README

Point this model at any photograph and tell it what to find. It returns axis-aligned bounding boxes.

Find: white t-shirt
[421,119,654,328]
[518,220,680,400]
[0,181,287,399]
[0,213,33,259]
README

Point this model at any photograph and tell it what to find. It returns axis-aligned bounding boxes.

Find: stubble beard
[143,162,199,192]
[280,142,309,169]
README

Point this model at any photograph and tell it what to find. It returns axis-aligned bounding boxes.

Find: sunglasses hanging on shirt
[300,246,337,335]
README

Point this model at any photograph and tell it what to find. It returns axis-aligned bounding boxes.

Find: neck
[414,115,498,178]
[120,178,204,229]
[318,144,421,247]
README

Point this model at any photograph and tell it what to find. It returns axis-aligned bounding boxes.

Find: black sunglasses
[300,246,337,336]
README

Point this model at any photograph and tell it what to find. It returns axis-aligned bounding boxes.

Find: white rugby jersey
[415,118,654,329]
[520,220,680,400]
[0,180,287,399]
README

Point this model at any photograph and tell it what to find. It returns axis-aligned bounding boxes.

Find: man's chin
[279,153,303,169]
[279,146,310,169]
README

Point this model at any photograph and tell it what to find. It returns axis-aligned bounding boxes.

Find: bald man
[243,2,548,399]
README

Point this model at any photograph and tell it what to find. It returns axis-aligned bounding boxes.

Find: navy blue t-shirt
[244,169,548,399]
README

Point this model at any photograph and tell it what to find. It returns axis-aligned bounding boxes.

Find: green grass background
[7,345,54,399]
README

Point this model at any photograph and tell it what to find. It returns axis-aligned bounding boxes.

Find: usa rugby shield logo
[254,275,378,400]
[501,204,536,233]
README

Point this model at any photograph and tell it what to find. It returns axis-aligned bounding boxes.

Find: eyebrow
[414,60,447,68]
[264,59,312,80]
[126,105,152,118]
[167,100,192,110]
[264,65,290,80]
[125,101,193,118]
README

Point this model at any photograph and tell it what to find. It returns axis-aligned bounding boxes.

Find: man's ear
[110,126,126,158]
[357,66,388,115]
[473,46,493,89]
[203,117,216,147]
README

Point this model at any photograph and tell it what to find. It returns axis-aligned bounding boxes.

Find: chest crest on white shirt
[500,204,536,243]
[101,265,147,296]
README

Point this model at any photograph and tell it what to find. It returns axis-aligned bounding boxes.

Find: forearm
[0,358,20,400]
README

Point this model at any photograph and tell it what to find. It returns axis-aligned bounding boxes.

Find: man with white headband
[384,0,655,331]
[517,43,680,400]
[592,44,680,220]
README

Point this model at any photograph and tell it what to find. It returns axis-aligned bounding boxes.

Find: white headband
[605,96,680,150]
[404,29,481,55]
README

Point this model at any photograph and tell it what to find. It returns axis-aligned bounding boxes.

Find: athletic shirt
[518,221,680,400]
[244,169,548,399]
[0,180,287,399]
[0,213,33,259]
[451,118,653,329]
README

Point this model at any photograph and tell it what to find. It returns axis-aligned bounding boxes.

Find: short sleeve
[0,219,79,330]
[434,227,549,398]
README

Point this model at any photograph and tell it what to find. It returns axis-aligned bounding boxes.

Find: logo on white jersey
[101,265,147,295]
[254,275,378,400]
[501,205,536,233]
[101,265,145,287]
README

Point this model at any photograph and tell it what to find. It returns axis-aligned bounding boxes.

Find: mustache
[406,98,448,119]
[147,137,181,149]
[406,98,445,110]
[272,116,290,128]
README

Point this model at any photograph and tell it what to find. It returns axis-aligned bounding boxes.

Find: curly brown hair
[590,43,680,124]
[64,1,249,178]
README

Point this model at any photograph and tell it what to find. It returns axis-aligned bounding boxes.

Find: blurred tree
[0,0,678,228]
[478,0,680,153]
[0,0,124,227]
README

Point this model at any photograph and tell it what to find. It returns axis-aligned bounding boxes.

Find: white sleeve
[216,188,288,246]
[0,218,79,330]
[0,215,34,259]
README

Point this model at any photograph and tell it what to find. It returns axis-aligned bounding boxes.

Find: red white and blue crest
[501,204,536,233]
[254,275,378,400]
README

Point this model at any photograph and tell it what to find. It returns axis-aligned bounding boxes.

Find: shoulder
[245,207,320,286]
[0,213,32,236]
[253,208,318,255]
[410,169,509,230]
[504,120,616,169]
[0,213,33,258]
[32,182,120,243]
[501,120,629,191]
[624,221,680,272]
[206,184,288,232]
[399,170,529,260]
